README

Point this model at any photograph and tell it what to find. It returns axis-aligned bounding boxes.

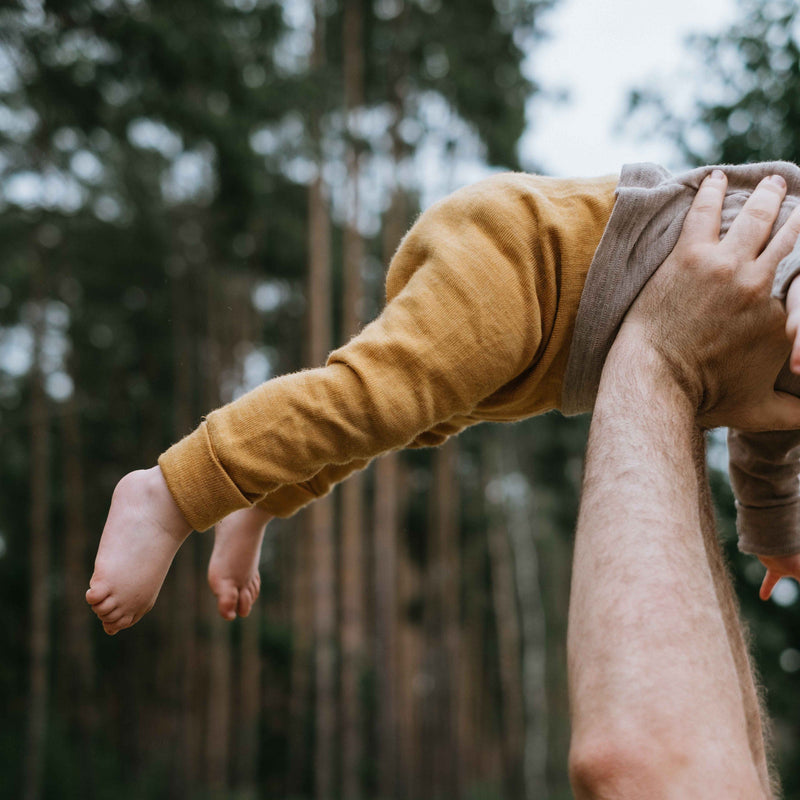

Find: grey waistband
[561,161,800,416]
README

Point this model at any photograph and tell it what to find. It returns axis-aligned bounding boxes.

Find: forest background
[2,0,800,798]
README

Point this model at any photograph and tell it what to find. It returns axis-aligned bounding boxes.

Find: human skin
[568,171,800,798]
[568,336,769,798]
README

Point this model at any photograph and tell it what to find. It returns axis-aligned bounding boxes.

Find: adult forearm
[568,329,763,797]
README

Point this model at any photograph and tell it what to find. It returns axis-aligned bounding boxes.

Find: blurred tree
[340,4,367,799]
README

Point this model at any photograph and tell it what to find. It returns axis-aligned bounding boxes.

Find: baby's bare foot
[208,505,271,620]
[86,466,192,635]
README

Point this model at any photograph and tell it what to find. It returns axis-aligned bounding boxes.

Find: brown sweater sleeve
[158,173,566,531]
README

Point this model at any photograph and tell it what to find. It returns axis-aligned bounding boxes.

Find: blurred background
[2,0,800,798]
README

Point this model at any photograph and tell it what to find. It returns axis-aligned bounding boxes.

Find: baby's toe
[215,580,239,621]
[86,583,109,606]
[239,578,262,617]
[117,614,135,631]
[237,590,253,618]
[92,596,118,617]
[103,608,126,625]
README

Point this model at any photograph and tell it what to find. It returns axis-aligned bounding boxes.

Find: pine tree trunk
[341,2,366,796]
[499,429,548,799]
[376,38,412,796]
[396,488,422,800]
[203,264,232,794]
[287,528,314,796]
[483,432,526,800]
[374,453,399,799]
[233,280,261,798]
[169,260,201,795]
[434,439,462,799]
[60,358,96,798]
[24,276,50,800]
[309,6,336,796]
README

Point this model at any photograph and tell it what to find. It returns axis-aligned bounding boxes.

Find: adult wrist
[605,323,700,417]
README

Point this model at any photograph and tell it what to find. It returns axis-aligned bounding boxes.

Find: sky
[521,0,738,178]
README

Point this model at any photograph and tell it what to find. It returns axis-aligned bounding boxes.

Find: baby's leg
[208,505,272,620]
[86,467,192,635]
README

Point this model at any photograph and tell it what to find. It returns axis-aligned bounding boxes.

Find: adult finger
[759,203,800,281]
[724,174,787,262]
[678,170,727,245]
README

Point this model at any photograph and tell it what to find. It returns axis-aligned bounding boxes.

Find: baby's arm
[729,275,800,599]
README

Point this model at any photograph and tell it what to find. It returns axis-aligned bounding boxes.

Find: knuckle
[707,259,736,282]
[738,278,764,301]
[689,200,718,217]
[746,205,778,225]
[679,243,712,270]
[783,211,800,241]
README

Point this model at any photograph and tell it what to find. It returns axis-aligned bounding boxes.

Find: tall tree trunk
[232,278,262,798]
[60,355,96,799]
[309,6,336,797]
[24,269,50,800]
[434,439,462,799]
[483,432,525,800]
[203,264,232,794]
[499,429,548,799]
[169,258,201,796]
[341,2,366,797]
[374,453,399,799]
[235,596,261,798]
[287,529,314,796]
[396,481,422,800]
[375,31,411,795]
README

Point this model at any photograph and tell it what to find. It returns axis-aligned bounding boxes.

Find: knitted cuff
[736,500,800,557]
[158,422,252,532]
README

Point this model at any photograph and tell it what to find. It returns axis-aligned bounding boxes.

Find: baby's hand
[785,275,800,373]
[757,553,800,600]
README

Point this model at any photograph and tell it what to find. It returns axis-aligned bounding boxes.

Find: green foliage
[629,0,800,167]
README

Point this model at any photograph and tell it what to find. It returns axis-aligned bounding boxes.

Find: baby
[87,164,800,635]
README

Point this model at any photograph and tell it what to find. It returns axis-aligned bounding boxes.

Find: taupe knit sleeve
[728,428,800,556]
[728,362,800,556]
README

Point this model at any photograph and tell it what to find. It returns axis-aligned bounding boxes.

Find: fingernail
[710,169,725,181]
[770,174,787,188]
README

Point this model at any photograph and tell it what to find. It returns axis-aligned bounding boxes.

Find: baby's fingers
[760,569,783,601]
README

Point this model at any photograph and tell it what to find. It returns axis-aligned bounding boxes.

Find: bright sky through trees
[523,0,737,177]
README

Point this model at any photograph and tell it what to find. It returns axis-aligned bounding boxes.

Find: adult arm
[569,171,800,798]
[569,331,767,797]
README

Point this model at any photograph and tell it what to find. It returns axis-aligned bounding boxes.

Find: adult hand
[621,170,800,431]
